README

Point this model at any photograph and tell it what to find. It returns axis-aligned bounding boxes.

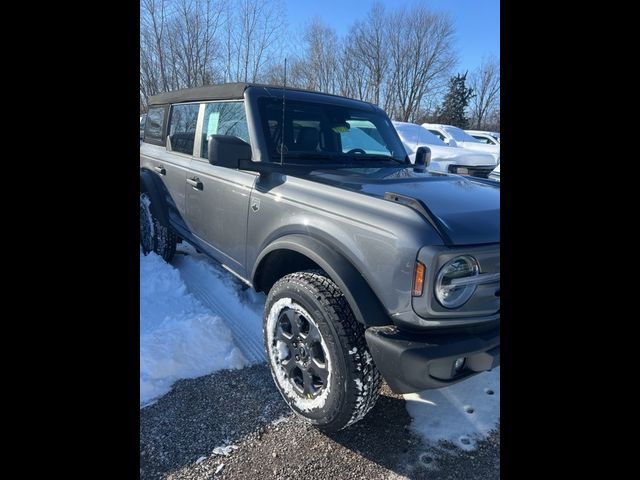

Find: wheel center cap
[299,346,307,358]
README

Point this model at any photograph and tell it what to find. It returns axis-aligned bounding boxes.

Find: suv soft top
[147,82,373,106]
[148,82,249,105]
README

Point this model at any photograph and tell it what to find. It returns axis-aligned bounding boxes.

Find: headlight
[435,256,480,308]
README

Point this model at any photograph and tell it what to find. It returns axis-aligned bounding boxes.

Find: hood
[458,142,500,156]
[304,167,499,245]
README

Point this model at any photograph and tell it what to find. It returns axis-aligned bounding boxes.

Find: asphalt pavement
[140,364,499,480]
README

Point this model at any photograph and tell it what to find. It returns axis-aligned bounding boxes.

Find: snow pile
[211,445,238,456]
[172,245,267,363]
[404,367,500,451]
[140,251,246,406]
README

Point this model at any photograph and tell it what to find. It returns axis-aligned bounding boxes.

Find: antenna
[280,58,287,166]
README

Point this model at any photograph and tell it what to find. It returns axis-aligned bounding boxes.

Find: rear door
[184,101,257,277]
[140,104,195,227]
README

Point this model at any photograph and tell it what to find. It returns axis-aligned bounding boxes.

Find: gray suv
[140,83,500,432]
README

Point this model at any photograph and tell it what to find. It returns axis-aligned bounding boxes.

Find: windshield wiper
[346,154,404,164]
[277,153,337,161]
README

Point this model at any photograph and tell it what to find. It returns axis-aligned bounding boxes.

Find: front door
[184,101,256,276]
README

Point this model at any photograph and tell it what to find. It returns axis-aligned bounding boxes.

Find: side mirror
[413,146,431,173]
[208,135,252,168]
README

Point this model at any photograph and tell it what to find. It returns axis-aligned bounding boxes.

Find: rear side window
[200,102,249,158]
[144,107,166,144]
[169,104,200,155]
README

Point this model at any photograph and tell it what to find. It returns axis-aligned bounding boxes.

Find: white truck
[394,121,497,178]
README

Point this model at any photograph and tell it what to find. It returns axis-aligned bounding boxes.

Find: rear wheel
[140,192,176,262]
[263,270,382,432]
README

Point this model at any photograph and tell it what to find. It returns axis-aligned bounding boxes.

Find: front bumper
[365,325,500,393]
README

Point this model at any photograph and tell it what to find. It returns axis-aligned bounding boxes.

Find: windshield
[257,97,406,164]
[443,125,481,143]
[393,122,447,153]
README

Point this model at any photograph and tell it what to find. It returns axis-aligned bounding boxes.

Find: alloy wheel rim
[272,306,329,398]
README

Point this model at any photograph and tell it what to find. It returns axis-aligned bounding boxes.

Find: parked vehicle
[421,123,500,162]
[140,83,500,432]
[465,130,500,145]
[394,121,498,178]
[489,164,500,182]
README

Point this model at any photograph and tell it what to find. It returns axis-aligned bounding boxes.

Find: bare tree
[337,42,370,100]
[221,0,286,83]
[384,6,456,122]
[261,55,309,89]
[299,19,340,94]
[141,0,285,109]
[140,0,170,110]
[349,2,389,105]
[166,0,223,88]
[140,0,460,119]
[469,56,500,129]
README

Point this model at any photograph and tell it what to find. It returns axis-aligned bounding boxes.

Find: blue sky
[282,0,499,74]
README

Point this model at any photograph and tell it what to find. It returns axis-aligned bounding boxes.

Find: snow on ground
[141,243,499,450]
[404,367,500,451]
[172,244,267,363]
[140,250,247,406]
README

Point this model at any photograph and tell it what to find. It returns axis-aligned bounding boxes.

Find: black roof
[147,82,372,106]
[148,83,248,105]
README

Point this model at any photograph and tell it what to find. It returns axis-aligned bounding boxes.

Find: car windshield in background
[394,123,447,150]
[258,98,406,164]
[444,125,481,143]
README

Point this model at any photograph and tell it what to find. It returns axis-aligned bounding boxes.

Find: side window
[428,129,446,142]
[473,135,491,144]
[168,104,200,155]
[200,102,249,158]
[144,107,166,144]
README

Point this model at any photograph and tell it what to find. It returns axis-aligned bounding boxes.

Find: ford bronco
[140,83,500,432]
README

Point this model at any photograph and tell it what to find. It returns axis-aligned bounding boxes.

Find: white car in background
[466,129,500,145]
[421,123,500,162]
[393,121,498,178]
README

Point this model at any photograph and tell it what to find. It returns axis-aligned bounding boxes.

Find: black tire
[140,192,176,262]
[263,270,382,432]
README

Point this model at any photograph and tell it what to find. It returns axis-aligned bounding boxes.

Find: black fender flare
[140,169,170,227]
[252,234,391,327]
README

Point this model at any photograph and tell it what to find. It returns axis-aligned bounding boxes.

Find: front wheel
[263,271,382,432]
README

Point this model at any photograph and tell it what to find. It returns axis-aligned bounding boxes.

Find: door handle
[154,166,166,175]
[187,177,203,191]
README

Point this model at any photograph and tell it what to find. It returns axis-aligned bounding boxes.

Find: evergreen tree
[436,73,475,128]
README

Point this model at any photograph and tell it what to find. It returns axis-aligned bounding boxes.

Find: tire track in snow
[173,248,266,364]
